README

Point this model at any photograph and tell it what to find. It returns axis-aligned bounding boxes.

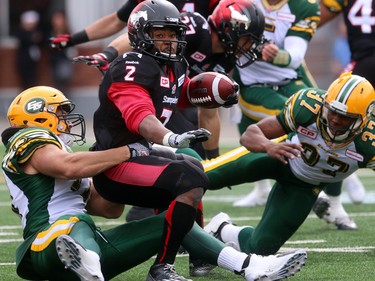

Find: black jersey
[117,0,220,22]
[92,52,188,150]
[322,0,375,61]
[181,12,236,77]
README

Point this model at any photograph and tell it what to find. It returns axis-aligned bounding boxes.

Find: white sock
[217,246,248,272]
[327,194,341,208]
[220,224,247,245]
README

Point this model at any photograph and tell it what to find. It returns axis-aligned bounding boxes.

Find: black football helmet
[208,0,265,68]
[128,0,187,64]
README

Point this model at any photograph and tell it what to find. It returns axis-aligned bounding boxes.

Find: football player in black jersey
[60,0,265,227]
[49,0,220,51]
[320,0,375,87]
[86,1,237,280]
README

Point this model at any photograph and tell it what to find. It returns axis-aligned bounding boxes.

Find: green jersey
[279,88,375,185]
[2,127,90,240]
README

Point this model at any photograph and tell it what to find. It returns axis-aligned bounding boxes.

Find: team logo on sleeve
[25,98,45,113]
[297,126,317,139]
[160,76,170,88]
[190,52,206,62]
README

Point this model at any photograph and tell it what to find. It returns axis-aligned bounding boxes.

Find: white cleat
[233,180,271,207]
[204,212,232,240]
[342,173,366,204]
[244,250,307,281]
[56,235,104,281]
[312,197,358,230]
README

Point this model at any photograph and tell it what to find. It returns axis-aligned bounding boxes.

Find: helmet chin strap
[58,133,74,148]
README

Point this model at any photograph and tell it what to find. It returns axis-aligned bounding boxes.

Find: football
[186,72,239,108]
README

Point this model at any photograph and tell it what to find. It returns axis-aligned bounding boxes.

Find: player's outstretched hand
[266,142,303,164]
[128,140,152,158]
[165,128,212,148]
[72,54,109,71]
[49,34,71,50]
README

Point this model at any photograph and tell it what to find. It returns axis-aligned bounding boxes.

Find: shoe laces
[163,263,180,278]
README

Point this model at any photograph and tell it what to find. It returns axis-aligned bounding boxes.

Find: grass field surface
[1,145,375,280]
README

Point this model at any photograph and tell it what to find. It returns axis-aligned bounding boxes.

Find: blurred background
[0,0,344,145]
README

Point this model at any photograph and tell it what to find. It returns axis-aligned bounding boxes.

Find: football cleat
[244,250,307,281]
[312,197,358,230]
[146,263,192,281]
[56,235,104,281]
[189,256,216,277]
[204,212,232,241]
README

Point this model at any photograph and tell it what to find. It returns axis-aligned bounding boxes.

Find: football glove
[164,128,211,148]
[72,53,109,71]
[50,34,72,50]
[128,140,152,158]
[218,71,239,108]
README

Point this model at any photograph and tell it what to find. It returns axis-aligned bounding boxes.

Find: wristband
[272,50,291,67]
[205,148,219,159]
[162,132,174,146]
[70,30,89,45]
[99,46,119,63]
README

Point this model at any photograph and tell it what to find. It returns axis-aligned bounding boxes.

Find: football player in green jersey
[1,86,307,281]
[202,72,375,256]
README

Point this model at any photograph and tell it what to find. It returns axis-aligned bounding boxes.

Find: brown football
[187,72,238,108]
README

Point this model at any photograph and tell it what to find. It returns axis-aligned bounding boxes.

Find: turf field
[1,145,375,280]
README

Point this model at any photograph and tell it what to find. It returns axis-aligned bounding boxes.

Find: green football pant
[29,213,226,280]
[203,147,322,255]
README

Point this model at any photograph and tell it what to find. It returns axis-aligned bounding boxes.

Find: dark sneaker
[189,256,216,276]
[146,263,192,281]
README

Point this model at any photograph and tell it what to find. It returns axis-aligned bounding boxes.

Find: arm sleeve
[108,82,156,134]
[284,36,308,69]
[177,76,192,108]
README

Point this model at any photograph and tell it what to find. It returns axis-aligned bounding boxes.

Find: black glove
[73,53,109,72]
[218,71,239,108]
[223,91,239,108]
[164,128,211,148]
[49,34,72,50]
[128,140,152,158]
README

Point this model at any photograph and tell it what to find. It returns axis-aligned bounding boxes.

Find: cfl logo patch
[160,77,170,88]
[190,52,206,62]
[297,126,317,139]
[26,98,45,113]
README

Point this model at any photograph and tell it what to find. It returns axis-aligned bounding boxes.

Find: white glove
[163,128,211,148]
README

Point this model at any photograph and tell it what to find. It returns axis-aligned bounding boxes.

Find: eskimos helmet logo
[25,98,45,113]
